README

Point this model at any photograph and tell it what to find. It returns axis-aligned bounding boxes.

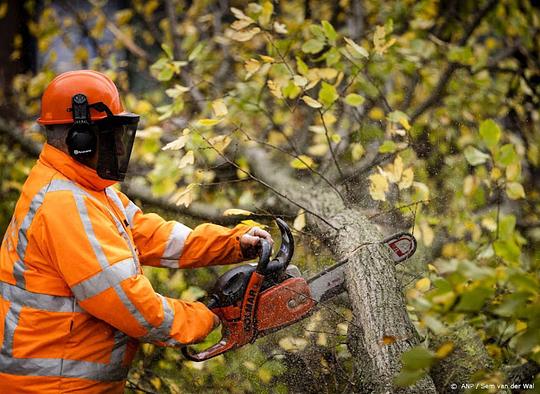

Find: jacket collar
[39,143,117,191]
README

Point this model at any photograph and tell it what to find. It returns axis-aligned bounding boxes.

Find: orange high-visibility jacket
[0,144,250,393]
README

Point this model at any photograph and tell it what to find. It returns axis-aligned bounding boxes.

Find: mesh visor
[95,114,139,181]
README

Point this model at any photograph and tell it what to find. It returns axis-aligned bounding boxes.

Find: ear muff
[66,93,96,159]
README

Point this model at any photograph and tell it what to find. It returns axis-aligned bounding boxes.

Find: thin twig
[234,123,347,204]
[191,125,339,230]
[319,110,345,182]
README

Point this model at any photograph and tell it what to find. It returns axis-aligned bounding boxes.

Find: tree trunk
[247,148,437,393]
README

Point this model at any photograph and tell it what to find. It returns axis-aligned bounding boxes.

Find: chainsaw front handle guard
[273,218,294,270]
[182,240,271,362]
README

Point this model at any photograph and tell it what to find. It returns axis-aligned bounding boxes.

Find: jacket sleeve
[39,190,216,346]
[116,191,251,269]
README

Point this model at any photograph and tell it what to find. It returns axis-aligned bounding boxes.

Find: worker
[0,70,273,393]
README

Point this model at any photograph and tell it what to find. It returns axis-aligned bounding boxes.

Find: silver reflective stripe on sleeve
[140,294,181,346]
[71,258,138,301]
[125,200,141,228]
[160,222,192,268]
[105,188,127,219]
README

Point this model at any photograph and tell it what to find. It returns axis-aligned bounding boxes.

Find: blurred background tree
[0,0,539,392]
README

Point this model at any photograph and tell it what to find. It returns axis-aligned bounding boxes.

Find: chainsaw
[182,218,416,362]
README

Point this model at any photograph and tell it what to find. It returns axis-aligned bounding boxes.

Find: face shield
[94,112,139,182]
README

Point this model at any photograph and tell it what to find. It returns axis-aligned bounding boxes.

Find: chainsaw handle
[255,239,272,274]
[181,330,235,362]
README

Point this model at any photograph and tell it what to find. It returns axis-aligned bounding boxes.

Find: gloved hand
[239,226,274,259]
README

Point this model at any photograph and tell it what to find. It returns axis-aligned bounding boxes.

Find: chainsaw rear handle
[182,328,237,362]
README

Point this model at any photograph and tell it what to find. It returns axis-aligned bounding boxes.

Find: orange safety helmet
[37,70,140,182]
[37,70,127,125]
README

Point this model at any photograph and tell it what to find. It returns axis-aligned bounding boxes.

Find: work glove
[239,226,274,259]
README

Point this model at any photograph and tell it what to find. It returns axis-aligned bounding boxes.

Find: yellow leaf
[368,107,385,120]
[208,135,231,153]
[228,27,260,42]
[267,80,283,99]
[293,75,308,87]
[258,1,273,27]
[399,117,411,130]
[230,7,254,22]
[223,208,253,216]
[273,21,288,34]
[231,19,253,30]
[301,95,322,108]
[415,277,431,292]
[413,181,430,200]
[380,335,396,345]
[0,3,8,19]
[506,182,525,200]
[398,168,414,190]
[351,143,365,161]
[244,58,261,79]
[387,155,403,183]
[290,155,316,169]
[173,184,195,207]
[178,150,194,169]
[162,135,188,151]
[150,377,162,390]
[308,143,328,156]
[240,219,267,229]
[278,337,308,351]
[368,173,389,201]
[197,118,222,127]
[260,55,275,63]
[505,162,521,181]
[435,342,454,358]
[343,37,369,58]
[293,209,306,231]
[515,320,527,333]
[211,98,228,117]
[420,221,434,246]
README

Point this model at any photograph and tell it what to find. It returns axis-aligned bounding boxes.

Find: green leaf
[494,239,521,263]
[318,81,339,107]
[188,43,204,61]
[401,347,435,370]
[344,93,365,106]
[162,43,174,59]
[464,146,490,166]
[321,21,337,45]
[302,39,325,54]
[296,56,309,75]
[499,214,516,241]
[379,140,397,153]
[455,286,493,312]
[498,144,517,166]
[492,292,529,317]
[157,65,174,82]
[506,182,525,200]
[394,369,427,388]
[325,47,341,66]
[479,119,501,149]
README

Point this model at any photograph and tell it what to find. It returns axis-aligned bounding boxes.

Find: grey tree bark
[246,147,437,393]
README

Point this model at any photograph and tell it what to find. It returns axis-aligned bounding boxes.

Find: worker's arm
[40,191,216,345]
[115,191,257,269]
